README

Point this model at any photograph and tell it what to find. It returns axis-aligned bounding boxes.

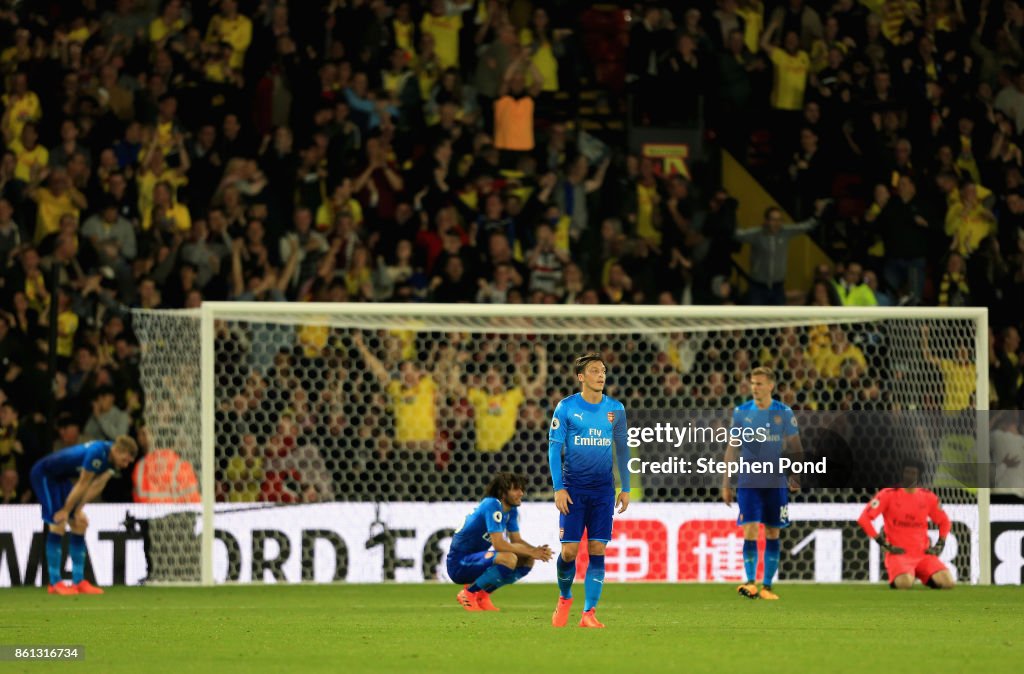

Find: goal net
[130,305,990,586]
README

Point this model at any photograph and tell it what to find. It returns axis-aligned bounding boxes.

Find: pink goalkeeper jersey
[858,488,951,556]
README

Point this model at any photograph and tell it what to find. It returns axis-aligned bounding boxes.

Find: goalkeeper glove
[875,533,905,555]
[926,537,945,556]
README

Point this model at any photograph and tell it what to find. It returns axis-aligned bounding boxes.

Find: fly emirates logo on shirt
[574,427,612,447]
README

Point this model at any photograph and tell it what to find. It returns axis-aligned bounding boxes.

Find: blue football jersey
[731,399,798,487]
[548,393,630,492]
[449,497,520,556]
[34,441,114,482]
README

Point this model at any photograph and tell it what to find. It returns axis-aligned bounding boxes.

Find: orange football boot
[49,582,79,596]
[456,585,481,611]
[476,591,499,611]
[737,582,759,599]
[551,596,573,627]
[758,587,779,600]
[579,609,605,628]
[75,580,104,595]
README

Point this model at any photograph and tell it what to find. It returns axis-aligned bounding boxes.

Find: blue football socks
[46,533,63,584]
[743,539,758,584]
[556,554,575,599]
[764,539,781,589]
[583,555,605,611]
[469,563,514,593]
[69,534,86,584]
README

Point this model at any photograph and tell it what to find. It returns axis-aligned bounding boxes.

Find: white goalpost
[130,303,991,587]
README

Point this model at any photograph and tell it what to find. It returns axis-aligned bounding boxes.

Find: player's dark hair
[574,352,605,375]
[901,457,926,474]
[485,472,526,501]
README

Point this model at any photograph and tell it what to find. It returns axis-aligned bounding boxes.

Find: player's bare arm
[351,330,391,386]
[784,435,804,491]
[509,532,554,561]
[554,488,573,515]
[81,471,114,505]
[495,531,552,561]
[721,442,738,505]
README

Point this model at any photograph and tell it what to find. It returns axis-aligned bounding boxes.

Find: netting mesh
[132,307,982,584]
[132,310,203,583]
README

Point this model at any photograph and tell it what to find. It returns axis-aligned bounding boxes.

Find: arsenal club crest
[607,412,615,424]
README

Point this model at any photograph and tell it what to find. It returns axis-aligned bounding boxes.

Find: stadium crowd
[0,0,1022,506]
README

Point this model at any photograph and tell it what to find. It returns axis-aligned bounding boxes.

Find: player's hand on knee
[72,511,89,529]
[533,544,554,562]
[926,537,945,556]
[616,491,630,514]
[876,534,903,555]
[554,489,572,515]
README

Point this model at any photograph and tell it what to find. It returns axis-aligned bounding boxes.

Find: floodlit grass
[2,583,1021,673]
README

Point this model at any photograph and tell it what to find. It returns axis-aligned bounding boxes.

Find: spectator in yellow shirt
[149,0,186,45]
[52,288,78,366]
[223,433,265,503]
[0,28,31,75]
[520,8,569,94]
[315,179,364,231]
[761,16,811,163]
[8,122,48,183]
[922,325,975,410]
[812,325,868,379]
[945,181,996,257]
[353,331,439,450]
[392,2,416,57]
[762,21,811,112]
[420,0,465,71]
[206,0,252,70]
[1,72,41,144]
[28,168,86,243]
[137,133,190,231]
[465,346,547,453]
[148,181,192,233]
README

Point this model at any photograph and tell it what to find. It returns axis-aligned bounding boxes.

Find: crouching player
[448,472,553,611]
[30,436,138,594]
[857,459,955,590]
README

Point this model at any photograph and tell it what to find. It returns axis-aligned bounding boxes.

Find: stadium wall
[3,503,1023,587]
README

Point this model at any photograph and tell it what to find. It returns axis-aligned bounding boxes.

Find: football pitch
[3,584,1021,673]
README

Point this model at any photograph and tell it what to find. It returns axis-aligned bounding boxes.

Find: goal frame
[197,302,991,586]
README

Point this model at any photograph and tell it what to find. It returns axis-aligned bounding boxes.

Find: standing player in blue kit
[721,367,803,600]
[548,353,631,628]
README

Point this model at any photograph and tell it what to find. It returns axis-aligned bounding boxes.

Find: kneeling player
[30,436,138,594]
[857,459,955,590]
[447,472,553,611]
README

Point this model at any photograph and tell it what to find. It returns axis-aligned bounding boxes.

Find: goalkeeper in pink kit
[857,459,955,589]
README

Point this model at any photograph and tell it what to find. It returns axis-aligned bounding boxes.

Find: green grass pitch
[3,584,1021,673]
